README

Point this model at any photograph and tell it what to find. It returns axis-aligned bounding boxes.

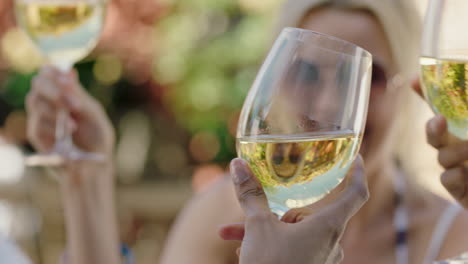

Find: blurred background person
[160,0,468,263]
[0,0,167,262]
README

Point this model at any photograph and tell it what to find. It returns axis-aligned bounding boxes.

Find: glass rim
[282,27,372,59]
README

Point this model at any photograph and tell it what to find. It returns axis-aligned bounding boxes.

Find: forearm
[60,161,120,264]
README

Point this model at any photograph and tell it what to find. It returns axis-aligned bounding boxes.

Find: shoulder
[160,175,243,264]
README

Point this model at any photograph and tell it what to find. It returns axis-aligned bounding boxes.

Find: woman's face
[300,7,400,163]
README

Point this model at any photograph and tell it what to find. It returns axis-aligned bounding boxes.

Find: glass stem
[55,109,73,156]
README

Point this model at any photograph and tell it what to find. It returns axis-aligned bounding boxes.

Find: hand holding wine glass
[420,0,468,140]
[426,115,468,206]
[26,68,120,264]
[26,67,114,157]
[219,157,368,264]
[236,28,371,216]
[15,0,107,165]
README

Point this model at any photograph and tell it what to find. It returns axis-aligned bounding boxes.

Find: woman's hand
[425,115,468,206]
[26,67,121,264]
[26,66,115,156]
[412,79,468,208]
[219,157,369,264]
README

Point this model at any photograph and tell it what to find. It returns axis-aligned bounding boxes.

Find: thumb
[230,158,270,218]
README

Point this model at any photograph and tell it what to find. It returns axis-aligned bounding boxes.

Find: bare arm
[26,67,120,264]
[160,177,242,264]
[60,161,120,264]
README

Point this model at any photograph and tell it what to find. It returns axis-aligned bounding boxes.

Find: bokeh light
[0,202,12,236]
[189,131,220,162]
[154,143,187,175]
[4,111,27,145]
[191,164,224,193]
[116,111,152,184]
[228,111,240,137]
[153,53,187,84]
[93,54,123,85]
[1,28,42,73]
[0,143,24,184]
[189,75,224,111]
[238,0,280,13]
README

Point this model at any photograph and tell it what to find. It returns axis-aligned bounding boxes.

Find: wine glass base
[25,149,105,167]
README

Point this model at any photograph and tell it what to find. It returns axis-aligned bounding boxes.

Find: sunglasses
[286,59,390,89]
[371,62,388,88]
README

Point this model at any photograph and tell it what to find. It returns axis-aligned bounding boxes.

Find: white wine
[420,57,468,139]
[237,130,360,215]
[16,1,104,70]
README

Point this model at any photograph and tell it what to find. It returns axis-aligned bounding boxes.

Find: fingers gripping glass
[421,0,468,140]
[14,0,107,166]
[236,28,372,216]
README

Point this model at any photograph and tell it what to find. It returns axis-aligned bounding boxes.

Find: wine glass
[421,0,468,140]
[14,0,107,166]
[236,28,372,216]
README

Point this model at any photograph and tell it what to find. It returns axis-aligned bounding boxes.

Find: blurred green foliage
[152,0,280,163]
[0,0,282,181]
[156,3,275,115]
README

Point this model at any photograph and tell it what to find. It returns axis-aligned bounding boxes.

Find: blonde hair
[275,0,446,195]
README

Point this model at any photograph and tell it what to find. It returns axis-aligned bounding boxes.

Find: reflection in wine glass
[420,0,468,140]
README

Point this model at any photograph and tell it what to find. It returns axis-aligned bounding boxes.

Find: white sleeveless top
[423,203,463,264]
[394,172,463,264]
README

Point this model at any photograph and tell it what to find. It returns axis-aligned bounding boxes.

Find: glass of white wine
[236,28,372,216]
[14,0,106,165]
[421,0,468,140]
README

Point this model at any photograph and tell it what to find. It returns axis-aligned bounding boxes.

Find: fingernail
[231,159,250,185]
